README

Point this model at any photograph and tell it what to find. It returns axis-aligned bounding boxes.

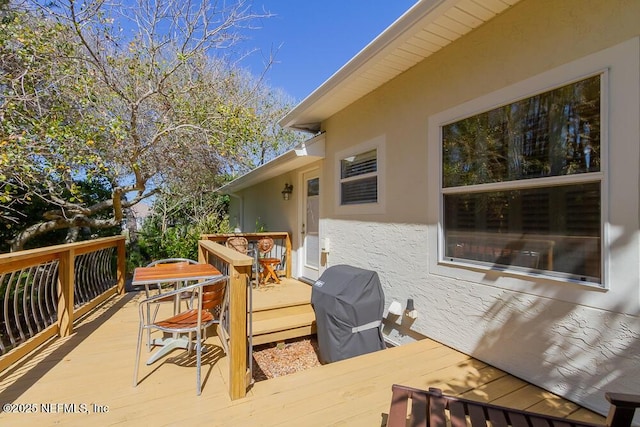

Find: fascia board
[217,134,325,194]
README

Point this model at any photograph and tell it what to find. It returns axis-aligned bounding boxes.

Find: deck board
[0,287,606,427]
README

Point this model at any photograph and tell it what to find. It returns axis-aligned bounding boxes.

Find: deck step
[250,281,312,312]
[251,303,316,346]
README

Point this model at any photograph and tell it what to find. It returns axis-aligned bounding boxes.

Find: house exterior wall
[227,0,639,415]
[228,160,323,277]
[317,0,639,416]
[228,173,298,235]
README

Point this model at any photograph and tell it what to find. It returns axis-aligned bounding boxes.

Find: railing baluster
[89,249,107,298]
[3,271,19,347]
[34,263,47,333]
[0,272,10,351]
[85,252,95,300]
[74,254,87,306]
[98,248,114,292]
[89,250,100,297]
[12,270,27,344]
[23,266,36,338]
[46,261,59,325]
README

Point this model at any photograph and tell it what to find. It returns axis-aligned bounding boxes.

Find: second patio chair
[225,236,259,285]
[134,275,228,396]
[257,237,281,284]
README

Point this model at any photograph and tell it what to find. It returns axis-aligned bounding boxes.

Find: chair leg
[134,322,144,387]
[196,330,202,396]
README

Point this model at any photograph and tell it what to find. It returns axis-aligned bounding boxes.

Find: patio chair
[386,384,640,427]
[225,236,259,285]
[257,237,281,284]
[134,275,228,396]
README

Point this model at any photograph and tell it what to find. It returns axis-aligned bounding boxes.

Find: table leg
[146,336,190,365]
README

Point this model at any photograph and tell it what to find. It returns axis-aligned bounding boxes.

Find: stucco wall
[318,0,640,416]
[230,160,323,277]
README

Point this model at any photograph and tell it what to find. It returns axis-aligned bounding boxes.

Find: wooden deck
[0,283,606,427]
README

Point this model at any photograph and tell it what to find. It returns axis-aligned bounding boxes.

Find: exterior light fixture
[281,183,293,201]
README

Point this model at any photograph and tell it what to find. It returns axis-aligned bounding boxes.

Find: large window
[441,75,603,284]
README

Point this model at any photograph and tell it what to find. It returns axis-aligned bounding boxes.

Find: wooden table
[132,263,222,286]
[132,263,222,364]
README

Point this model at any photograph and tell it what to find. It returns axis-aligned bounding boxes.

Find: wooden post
[228,262,250,399]
[285,232,292,278]
[57,249,75,337]
[198,241,207,264]
[116,238,126,295]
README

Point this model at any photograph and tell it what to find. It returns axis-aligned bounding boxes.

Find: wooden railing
[197,232,291,399]
[201,232,292,279]
[0,236,126,372]
[197,239,253,400]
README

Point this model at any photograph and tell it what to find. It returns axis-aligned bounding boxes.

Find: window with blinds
[340,149,378,205]
[441,74,603,284]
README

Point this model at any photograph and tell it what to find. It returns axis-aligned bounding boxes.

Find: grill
[311,265,386,363]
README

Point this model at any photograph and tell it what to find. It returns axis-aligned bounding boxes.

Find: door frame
[298,167,321,282]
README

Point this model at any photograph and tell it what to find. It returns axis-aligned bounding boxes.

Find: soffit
[279,0,521,132]
[217,134,325,193]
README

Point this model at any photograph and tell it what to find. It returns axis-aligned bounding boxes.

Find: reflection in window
[443,75,600,187]
[441,75,603,284]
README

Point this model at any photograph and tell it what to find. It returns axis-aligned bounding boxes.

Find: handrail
[0,236,126,371]
[201,232,292,279]
[197,239,253,400]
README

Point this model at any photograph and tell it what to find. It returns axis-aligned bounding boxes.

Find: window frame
[335,135,386,215]
[427,55,620,291]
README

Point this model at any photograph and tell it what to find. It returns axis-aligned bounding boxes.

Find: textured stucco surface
[325,219,640,416]
[229,0,640,417]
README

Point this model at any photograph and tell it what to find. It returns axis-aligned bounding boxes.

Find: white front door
[300,170,320,281]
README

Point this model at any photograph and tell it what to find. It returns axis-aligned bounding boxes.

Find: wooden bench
[387,385,640,427]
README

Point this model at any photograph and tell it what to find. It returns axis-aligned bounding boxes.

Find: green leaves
[1,1,302,251]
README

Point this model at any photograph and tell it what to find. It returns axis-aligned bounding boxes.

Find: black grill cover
[311,265,385,363]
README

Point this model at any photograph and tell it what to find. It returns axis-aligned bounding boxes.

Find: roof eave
[216,133,325,194]
[278,0,523,131]
[277,0,449,131]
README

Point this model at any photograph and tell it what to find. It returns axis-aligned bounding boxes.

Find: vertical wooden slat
[116,238,126,295]
[57,249,75,337]
[430,395,448,427]
[468,404,487,427]
[530,416,552,427]
[411,390,428,427]
[388,385,411,427]
[449,401,468,427]
[509,412,530,427]
[488,407,509,427]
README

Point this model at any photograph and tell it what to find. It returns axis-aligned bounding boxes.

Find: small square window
[335,136,385,214]
[340,149,377,205]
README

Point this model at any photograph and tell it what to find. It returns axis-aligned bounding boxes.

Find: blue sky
[237,1,417,102]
